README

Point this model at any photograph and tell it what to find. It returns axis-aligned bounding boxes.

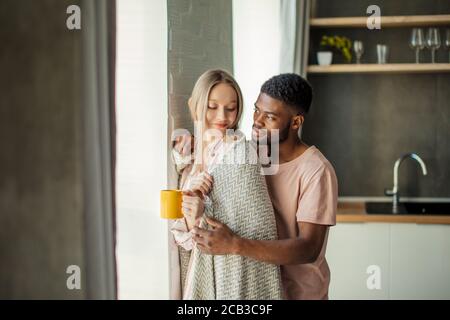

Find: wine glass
[409,28,425,63]
[353,41,364,64]
[444,29,450,63]
[426,28,441,63]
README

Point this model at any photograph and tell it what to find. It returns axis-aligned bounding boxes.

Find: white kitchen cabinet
[326,222,450,299]
[389,224,450,299]
[326,223,391,299]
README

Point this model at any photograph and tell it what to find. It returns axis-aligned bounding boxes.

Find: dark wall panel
[304,0,450,197]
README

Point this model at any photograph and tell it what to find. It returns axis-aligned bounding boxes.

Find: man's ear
[291,114,304,130]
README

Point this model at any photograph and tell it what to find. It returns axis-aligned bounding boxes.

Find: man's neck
[278,138,309,164]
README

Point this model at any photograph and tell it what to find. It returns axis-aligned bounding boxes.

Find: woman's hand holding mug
[182,190,205,230]
[189,172,214,196]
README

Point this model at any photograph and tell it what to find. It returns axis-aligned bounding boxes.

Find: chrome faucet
[385,153,428,211]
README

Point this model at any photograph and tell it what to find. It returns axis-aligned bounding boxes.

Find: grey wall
[168,0,234,133]
[167,0,234,298]
[0,0,86,298]
[303,0,450,197]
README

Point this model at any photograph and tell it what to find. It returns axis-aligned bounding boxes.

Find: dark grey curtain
[108,0,117,301]
[81,0,117,300]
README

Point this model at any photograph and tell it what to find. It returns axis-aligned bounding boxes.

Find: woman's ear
[188,97,193,109]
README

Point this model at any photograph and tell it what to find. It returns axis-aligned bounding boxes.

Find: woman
[171,69,282,300]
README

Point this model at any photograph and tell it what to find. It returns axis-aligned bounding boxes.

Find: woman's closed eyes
[208,104,237,112]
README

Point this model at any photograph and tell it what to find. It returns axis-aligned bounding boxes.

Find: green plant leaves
[320,35,353,63]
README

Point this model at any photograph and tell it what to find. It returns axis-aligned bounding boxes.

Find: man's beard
[278,122,290,143]
[251,121,291,164]
[253,121,290,145]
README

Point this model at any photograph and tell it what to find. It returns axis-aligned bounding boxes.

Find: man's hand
[192,216,240,255]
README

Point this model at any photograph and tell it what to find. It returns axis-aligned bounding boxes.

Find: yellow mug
[160,189,183,219]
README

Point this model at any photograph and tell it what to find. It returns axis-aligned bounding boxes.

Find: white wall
[116,0,168,299]
[232,0,281,137]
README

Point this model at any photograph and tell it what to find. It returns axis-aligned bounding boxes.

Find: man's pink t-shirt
[265,145,338,300]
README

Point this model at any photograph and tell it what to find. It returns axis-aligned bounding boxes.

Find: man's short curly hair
[260,73,313,115]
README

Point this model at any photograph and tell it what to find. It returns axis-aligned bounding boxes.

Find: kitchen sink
[365,202,450,215]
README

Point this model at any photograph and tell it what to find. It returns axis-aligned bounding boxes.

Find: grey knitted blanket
[183,139,283,300]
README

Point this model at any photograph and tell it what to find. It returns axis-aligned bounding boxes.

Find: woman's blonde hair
[189,69,243,131]
[188,69,244,171]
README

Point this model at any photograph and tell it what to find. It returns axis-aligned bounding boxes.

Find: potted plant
[317,35,352,65]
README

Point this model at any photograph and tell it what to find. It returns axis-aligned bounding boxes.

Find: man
[192,73,338,300]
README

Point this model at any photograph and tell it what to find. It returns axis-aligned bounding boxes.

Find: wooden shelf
[310,14,450,28]
[307,63,450,74]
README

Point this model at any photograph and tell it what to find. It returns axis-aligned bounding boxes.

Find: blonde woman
[171,69,282,300]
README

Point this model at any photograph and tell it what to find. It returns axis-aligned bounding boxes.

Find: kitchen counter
[337,201,450,224]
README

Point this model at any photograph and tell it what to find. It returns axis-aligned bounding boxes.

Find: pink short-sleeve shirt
[265,146,338,300]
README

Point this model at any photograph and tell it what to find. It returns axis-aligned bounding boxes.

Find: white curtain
[279,0,310,76]
[115,0,169,299]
